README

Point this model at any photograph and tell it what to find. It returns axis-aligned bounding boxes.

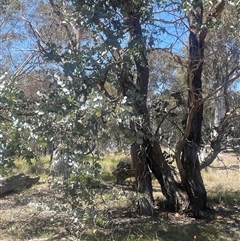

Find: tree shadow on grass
[79,191,240,241]
[80,214,237,241]
[81,211,239,241]
[1,183,239,241]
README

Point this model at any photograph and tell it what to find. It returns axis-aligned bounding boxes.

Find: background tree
[200,2,240,168]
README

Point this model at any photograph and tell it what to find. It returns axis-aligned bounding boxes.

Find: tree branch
[149,47,187,67]
[200,0,226,40]
[49,0,80,50]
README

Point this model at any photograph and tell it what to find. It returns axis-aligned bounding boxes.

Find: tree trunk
[131,143,155,215]
[181,142,207,215]
[176,1,226,217]
[123,3,189,215]
[180,1,207,216]
[120,1,225,216]
[123,9,155,215]
[147,141,189,213]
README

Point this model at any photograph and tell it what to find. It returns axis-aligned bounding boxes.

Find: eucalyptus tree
[31,0,228,216]
[2,0,238,217]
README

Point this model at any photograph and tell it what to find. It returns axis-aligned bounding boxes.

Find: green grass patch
[12,155,50,181]
[79,216,233,241]
[208,190,240,207]
[99,154,131,182]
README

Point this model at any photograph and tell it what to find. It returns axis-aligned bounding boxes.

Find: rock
[0,173,39,196]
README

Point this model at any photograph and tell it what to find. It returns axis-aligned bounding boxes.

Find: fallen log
[0,173,40,196]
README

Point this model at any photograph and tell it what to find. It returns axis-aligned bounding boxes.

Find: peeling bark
[178,0,226,217]
[119,0,226,216]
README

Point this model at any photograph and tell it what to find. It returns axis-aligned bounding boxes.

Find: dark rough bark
[180,2,207,216]
[131,143,155,215]
[119,1,226,216]
[125,9,155,215]
[180,0,226,217]
[0,173,40,196]
[147,141,189,213]
[123,4,189,215]
[181,143,207,215]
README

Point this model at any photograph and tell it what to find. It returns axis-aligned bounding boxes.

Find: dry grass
[202,151,240,190]
[0,152,240,241]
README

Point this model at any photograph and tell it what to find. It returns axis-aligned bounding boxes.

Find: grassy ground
[0,151,239,241]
